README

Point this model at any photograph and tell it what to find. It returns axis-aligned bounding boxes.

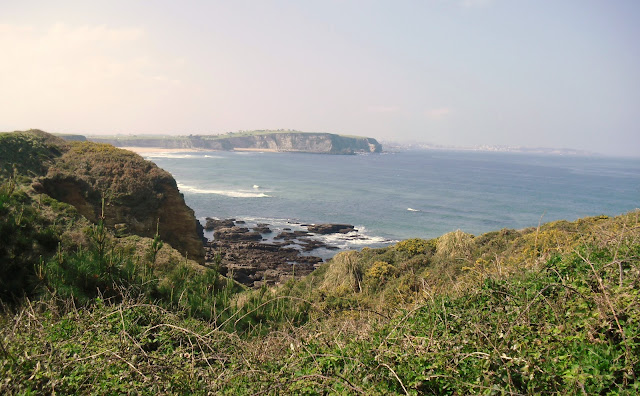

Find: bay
[144,150,640,254]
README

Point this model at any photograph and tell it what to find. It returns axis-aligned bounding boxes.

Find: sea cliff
[2,130,205,263]
[87,130,383,154]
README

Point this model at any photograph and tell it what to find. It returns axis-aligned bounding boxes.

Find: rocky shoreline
[203,218,365,287]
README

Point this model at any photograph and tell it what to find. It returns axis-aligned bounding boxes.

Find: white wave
[145,153,223,159]
[253,185,261,189]
[177,183,270,198]
[145,153,196,159]
[407,207,420,212]
[239,216,303,227]
[314,226,396,248]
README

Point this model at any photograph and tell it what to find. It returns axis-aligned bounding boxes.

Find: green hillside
[1,130,639,394]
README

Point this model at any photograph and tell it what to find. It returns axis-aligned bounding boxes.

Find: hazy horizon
[1,1,639,157]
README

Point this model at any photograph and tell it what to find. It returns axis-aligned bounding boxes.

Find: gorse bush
[5,217,637,395]
[394,238,434,257]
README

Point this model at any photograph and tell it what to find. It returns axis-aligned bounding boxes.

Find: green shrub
[395,238,435,256]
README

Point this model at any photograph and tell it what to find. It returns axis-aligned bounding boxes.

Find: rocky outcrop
[89,131,383,154]
[203,218,361,287]
[205,218,236,230]
[213,227,262,242]
[307,224,356,234]
[38,141,205,263]
[206,240,321,287]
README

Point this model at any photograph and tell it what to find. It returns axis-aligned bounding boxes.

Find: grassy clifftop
[0,129,69,177]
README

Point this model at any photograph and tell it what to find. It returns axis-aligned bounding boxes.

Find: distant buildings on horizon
[379,140,595,157]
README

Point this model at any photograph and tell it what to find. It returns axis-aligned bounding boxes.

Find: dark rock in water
[201,218,362,287]
[214,226,262,241]
[298,238,337,252]
[253,225,273,234]
[274,231,296,240]
[235,220,245,224]
[205,218,236,230]
[307,223,356,234]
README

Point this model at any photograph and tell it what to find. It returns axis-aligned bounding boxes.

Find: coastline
[121,146,209,154]
[121,146,280,154]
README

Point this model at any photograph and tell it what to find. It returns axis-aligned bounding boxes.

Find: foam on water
[178,183,270,198]
[200,216,395,260]
[144,153,223,160]
[312,226,396,248]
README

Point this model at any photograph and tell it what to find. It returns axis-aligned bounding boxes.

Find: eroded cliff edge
[4,130,205,263]
[88,131,383,154]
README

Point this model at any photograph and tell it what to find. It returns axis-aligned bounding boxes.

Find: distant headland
[83,130,383,155]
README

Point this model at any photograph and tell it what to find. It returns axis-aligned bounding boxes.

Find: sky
[0,1,639,157]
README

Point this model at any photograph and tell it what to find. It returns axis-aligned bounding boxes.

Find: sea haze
[144,150,640,252]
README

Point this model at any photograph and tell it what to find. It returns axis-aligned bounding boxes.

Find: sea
[142,149,640,259]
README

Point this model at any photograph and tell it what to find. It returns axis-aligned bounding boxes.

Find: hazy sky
[1,1,639,156]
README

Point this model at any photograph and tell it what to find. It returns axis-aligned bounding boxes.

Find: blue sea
[143,150,640,257]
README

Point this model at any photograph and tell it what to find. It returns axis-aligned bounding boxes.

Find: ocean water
[143,150,640,254]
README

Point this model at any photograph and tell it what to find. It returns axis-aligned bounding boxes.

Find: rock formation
[33,139,205,263]
[87,131,383,154]
[203,218,365,287]
[307,224,356,234]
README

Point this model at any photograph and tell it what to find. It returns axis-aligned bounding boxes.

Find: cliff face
[89,132,383,154]
[7,136,207,263]
[221,133,383,154]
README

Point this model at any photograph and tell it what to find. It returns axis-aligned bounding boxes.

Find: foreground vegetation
[2,130,639,394]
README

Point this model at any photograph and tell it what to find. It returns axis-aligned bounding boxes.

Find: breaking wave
[145,153,222,159]
[314,226,396,249]
[177,183,270,198]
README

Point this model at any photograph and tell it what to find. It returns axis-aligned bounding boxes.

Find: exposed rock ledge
[205,219,364,287]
